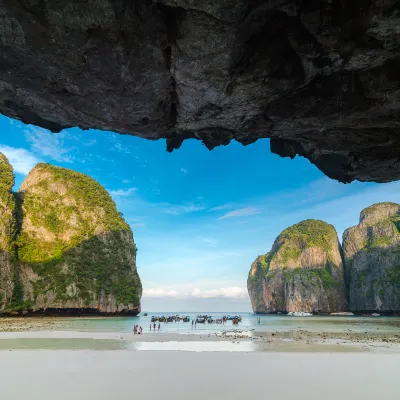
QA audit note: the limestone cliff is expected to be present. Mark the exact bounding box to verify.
[0,157,142,315]
[343,203,400,312]
[14,164,142,314]
[248,220,347,313]
[0,153,16,311]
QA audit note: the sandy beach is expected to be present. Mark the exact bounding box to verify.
[1,351,399,399]
[1,316,400,399]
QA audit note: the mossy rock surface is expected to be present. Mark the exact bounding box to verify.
[343,202,400,312]
[247,219,347,313]
[0,153,16,311]
[0,159,142,314]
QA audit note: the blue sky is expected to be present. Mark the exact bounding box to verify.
[1,114,400,312]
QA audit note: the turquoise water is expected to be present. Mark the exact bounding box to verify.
[60,312,400,334]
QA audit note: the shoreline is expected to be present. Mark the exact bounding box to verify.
[0,328,399,353]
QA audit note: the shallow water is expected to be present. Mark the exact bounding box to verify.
[59,312,400,335]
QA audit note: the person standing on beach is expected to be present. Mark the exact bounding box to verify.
[149,323,151,331]
[153,322,156,331]
[140,326,143,335]
[191,320,194,328]
[158,323,160,331]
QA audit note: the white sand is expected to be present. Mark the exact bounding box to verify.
[1,351,399,400]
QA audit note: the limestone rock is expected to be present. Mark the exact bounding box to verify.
[247,220,347,313]
[0,156,142,315]
[0,153,16,311]
[343,202,400,312]
[15,164,142,314]
[1,1,400,183]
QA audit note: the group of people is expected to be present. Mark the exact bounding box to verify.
[133,325,143,335]
[150,322,161,331]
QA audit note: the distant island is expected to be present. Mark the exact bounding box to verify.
[248,203,400,314]
[0,153,141,315]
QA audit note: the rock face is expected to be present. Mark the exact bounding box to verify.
[248,220,347,313]
[0,1,400,183]
[0,155,142,314]
[343,203,400,312]
[0,154,16,311]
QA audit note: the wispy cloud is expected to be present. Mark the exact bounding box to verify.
[199,236,217,248]
[190,287,247,299]
[24,126,74,162]
[81,139,97,147]
[218,207,261,220]
[109,187,137,197]
[161,202,206,215]
[208,204,233,212]
[108,134,132,154]
[180,167,188,175]
[0,145,41,175]
[143,286,247,299]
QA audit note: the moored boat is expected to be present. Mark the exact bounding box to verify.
[288,312,313,317]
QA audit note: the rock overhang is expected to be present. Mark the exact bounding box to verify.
[1,0,399,183]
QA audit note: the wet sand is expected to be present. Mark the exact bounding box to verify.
[1,328,400,353]
[1,351,399,399]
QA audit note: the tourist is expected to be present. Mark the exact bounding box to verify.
[139,326,143,335]
[158,323,160,331]
[153,322,156,331]
[149,323,151,331]
[191,320,194,328]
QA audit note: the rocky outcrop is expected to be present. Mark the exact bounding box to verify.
[247,220,347,313]
[0,154,142,315]
[1,1,400,183]
[343,203,400,312]
[0,154,16,311]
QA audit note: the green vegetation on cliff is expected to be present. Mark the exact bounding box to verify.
[15,163,141,310]
[265,219,339,270]
[0,154,16,310]
[342,202,400,311]
[278,219,338,254]
[247,219,347,313]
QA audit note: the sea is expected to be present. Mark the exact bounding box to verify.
[57,312,400,335]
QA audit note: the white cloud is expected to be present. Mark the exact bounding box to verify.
[143,288,178,298]
[109,187,137,197]
[190,287,247,299]
[122,180,130,184]
[0,145,41,175]
[218,207,261,220]
[161,202,205,215]
[180,167,188,175]
[25,126,74,162]
[142,286,247,300]
[108,134,132,154]
[208,204,233,212]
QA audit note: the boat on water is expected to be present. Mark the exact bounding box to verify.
[287,312,313,317]
[151,315,190,322]
[143,313,148,316]
[196,317,206,323]
[226,315,242,321]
